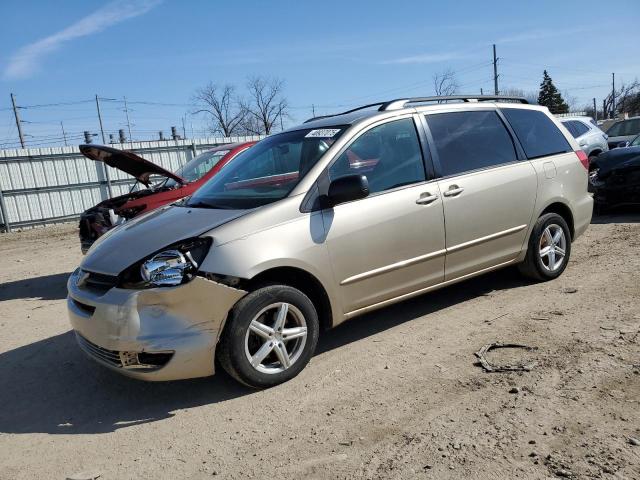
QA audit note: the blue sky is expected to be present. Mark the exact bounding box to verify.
[1,0,638,148]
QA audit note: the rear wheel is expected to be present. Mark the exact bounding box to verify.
[217,284,319,388]
[518,213,571,281]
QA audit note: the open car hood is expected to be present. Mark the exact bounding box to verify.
[79,144,186,186]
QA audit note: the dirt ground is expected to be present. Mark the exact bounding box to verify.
[0,213,639,480]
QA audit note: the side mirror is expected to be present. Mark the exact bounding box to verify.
[618,141,630,148]
[327,174,369,207]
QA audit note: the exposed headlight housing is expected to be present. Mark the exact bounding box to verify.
[141,250,191,286]
[119,237,211,288]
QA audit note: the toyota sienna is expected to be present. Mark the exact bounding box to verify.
[67,96,593,388]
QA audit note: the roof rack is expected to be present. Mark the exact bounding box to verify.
[303,95,529,123]
[303,101,390,123]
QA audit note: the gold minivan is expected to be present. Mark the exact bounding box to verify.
[67,96,593,388]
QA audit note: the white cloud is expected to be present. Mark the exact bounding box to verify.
[4,0,161,79]
[382,52,465,65]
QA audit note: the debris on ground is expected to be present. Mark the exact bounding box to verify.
[475,342,539,372]
[66,472,102,480]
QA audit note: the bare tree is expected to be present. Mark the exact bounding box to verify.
[603,78,640,118]
[432,69,459,98]
[193,83,246,136]
[562,90,579,113]
[502,87,538,104]
[242,76,288,135]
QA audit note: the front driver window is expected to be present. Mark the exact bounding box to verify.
[329,118,426,194]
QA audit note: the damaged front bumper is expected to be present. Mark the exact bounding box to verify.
[67,270,246,381]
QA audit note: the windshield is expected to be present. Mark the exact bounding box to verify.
[631,135,640,147]
[164,149,230,187]
[607,119,640,137]
[187,126,347,209]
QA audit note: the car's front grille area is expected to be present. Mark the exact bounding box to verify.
[81,270,119,294]
[75,333,174,371]
[76,333,122,368]
[71,299,96,315]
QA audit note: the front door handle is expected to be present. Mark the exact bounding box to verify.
[443,185,464,197]
[416,192,439,205]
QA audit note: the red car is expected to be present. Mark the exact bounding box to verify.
[78,141,255,253]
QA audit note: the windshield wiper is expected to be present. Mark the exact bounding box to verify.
[186,200,234,210]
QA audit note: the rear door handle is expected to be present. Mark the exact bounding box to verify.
[416,192,439,205]
[443,185,464,197]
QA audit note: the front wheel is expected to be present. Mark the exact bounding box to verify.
[518,213,572,281]
[217,284,319,388]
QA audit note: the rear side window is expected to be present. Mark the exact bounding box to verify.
[574,122,590,137]
[502,108,571,159]
[562,120,589,139]
[425,111,517,177]
[561,121,578,138]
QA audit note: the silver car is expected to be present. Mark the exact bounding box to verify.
[560,116,609,160]
[67,95,593,388]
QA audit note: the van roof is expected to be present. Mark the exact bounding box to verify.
[292,95,534,131]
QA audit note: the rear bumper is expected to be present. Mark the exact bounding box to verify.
[66,270,246,381]
[573,194,593,240]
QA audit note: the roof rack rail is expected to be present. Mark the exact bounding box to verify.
[303,101,389,123]
[379,95,529,111]
[303,95,529,123]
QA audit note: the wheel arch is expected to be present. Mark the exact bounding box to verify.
[246,266,335,331]
[539,201,575,239]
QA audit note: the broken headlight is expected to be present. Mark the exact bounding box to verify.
[119,237,211,288]
[589,168,604,187]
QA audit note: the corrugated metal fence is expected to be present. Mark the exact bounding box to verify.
[0,136,263,232]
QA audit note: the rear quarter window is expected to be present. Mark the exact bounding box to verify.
[502,108,572,159]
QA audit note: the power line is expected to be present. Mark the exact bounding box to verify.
[20,99,94,109]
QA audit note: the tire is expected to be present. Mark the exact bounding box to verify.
[217,284,319,388]
[518,213,572,281]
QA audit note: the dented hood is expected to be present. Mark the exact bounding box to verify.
[80,144,185,186]
[81,205,248,275]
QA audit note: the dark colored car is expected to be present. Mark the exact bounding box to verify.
[605,117,640,149]
[78,141,255,253]
[590,134,640,208]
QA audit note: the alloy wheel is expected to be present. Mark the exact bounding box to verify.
[244,302,308,374]
[539,224,566,272]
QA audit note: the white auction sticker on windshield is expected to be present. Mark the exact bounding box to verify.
[305,129,341,138]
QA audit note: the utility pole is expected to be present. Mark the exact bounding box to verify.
[492,44,499,95]
[181,116,187,139]
[123,96,133,141]
[10,93,25,148]
[95,94,106,143]
[480,88,484,95]
[611,73,616,119]
[593,98,597,122]
[60,121,68,146]
[312,104,316,117]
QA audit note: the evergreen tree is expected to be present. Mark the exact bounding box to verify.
[537,70,569,114]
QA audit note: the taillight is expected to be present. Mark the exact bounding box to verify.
[575,150,589,170]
